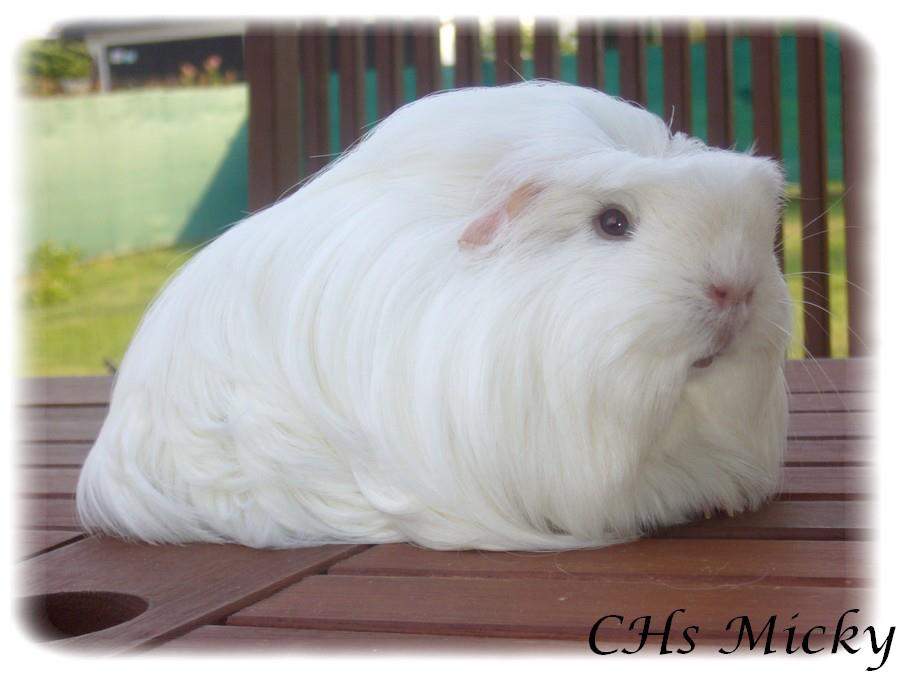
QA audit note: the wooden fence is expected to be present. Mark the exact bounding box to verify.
[243,20,872,359]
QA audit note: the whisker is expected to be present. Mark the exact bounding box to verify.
[783,272,872,298]
[763,314,847,410]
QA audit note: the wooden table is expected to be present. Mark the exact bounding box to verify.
[17,358,874,653]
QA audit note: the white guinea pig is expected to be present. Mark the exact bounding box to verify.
[76,81,791,550]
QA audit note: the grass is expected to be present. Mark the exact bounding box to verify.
[18,194,849,377]
[19,247,197,376]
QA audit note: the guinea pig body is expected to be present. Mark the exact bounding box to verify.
[76,81,791,550]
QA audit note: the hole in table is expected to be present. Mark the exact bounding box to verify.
[18,591,148,641]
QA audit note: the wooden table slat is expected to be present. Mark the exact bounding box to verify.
[780,465,871,500]
[788,411,872,439]
[659,500,871,541]
[227,574,868,643]
[19,537,368,651]
[784,358,873,393]
[20,467,81,498]
[329,540,871,587]
[19,530,84,561]
[19,376,113,406]
[155,624,580,652]
[785,439,872,465]
[20,497,81,531]
[18,405,106,443]
[788,391,873,412]
[18,442,92,467]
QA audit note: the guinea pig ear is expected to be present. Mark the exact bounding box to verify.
[458,184,542,249]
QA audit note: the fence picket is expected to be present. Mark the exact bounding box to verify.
[616,26,646,105]
[796,28,832,357]
[706,27,733,148]
[533,20,560,79]
[841,35,873,357]
[494,20,523,85]
[750,28,784,268]
[245,27,300,210]
[414,22,441,97]
[336,25,366,151]
[298,23,330,177]
[662,26,692,134]
[454,19,482,87]
[576,20,604,89]
[374,21,406,118]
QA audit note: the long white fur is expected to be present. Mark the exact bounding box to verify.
[76,81,791,550]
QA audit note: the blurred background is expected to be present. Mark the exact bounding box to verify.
[18,18,862,376]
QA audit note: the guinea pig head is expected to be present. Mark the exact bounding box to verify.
[456,141,791,374]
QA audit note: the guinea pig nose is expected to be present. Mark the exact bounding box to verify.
[707,283,754,310]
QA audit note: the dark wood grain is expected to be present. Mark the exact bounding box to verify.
[841,33,873,357]
[660,500,871,541]
[155,624,580,652]
[227,573,867,643]
[780,465,871,500]
[245,26,300,211]
[796,28,832,357]
[414,21,441,97]
[244,28,278,211]
[785,439,872,465]
[783,357,873,393]
[374,21,406,118]
[787,411,873,439]
[705,27,732,148]
[454,19,482,88]
[616,26,646,105]
[330,539,871,587]
[750,27,784,268]
[336,24,366,150]
[20,467,81,498]
[662,26,692,134]
[750,28,782,160]
[788,391,872,413]
[19,497,80,531]
[298,22,331,176]
[18,537,367,652]
[18,405,106,442]
[576,20,604,89]
[19,376,113,406]
[533,19,560,79]
[19,530,84,561]
[18,442,92,467]
[494,20,522,85]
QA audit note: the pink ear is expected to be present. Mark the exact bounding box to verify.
[458,184,541,249]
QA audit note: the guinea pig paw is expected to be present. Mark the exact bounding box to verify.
[722,504,747,518]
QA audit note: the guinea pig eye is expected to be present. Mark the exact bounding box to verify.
[592,207,632,239]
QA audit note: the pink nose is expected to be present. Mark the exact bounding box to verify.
[707,284,754,309]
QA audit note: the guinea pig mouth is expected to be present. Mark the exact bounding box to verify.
[692,325,737,368]
[692,354,717,368]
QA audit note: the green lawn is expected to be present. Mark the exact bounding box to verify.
[19,197,849,377]
[19,247,198,376]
